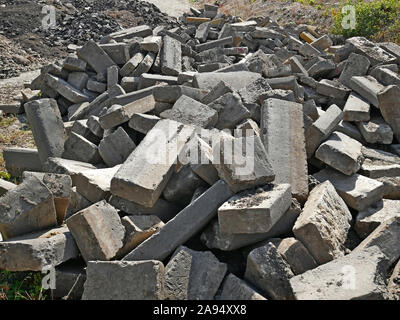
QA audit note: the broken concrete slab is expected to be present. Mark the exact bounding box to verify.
[378,85,400,142]
[244,242,294,300]
[293,181,352,265]
[82,260,165,300]
[161,35,182,76]
[164,246,227,300]
[65,187,92,219]
[99,127,136,167]
[111,120,195,207]
[343,92,371,122]
[123,180,234,261]
[160,95,218,128]
[356,116,393,145]
[22,172,72,225]
[305,104,343,158]
[153,85,209,104]
[128,113,159,134]
[218,184,291,234]
[62,132,102,164]
[66,200,125,262]
[338,53,370,88]
[24,98,66,163]
[193,71,261,91]
[290,245,389,300]
[74,165,121,204]
[0,226,79,272]
[313,168,385,211]
[77,40,116,75]
[349,75,385,108]
[0,176,57,240]
[44,74,89,104]
[355,199,400,239]
[315,131,363,176]
[2,148,42,177]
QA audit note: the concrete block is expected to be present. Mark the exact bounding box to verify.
[66,200,125,262]
[63,56,87,72]
[0,176,57,240]
[120,52,145,77]
[0,226,79,272]
[315,131,363,175]
[99,127,136,167]
[111,120,195,207]
[165,246,227,300]
[193,71,261,91]
[218,274,267,300]
[218,184,291,234]
[349,75,385,108]
[338,53,370,87]
[128,113,159,134]
[153,85,209,104]
[378,85,400,142]
[45,74,89,104]
[0,179,16,196]
[24,98,66,163]
[343,92,371,122]
[123,180,234,261]
[356,116,393,145]
[67,72,89,91]
[261,98,308,202]
[104,25,152,42]
[77,40,116,74]
[99,42,130,65]
[161,36,182,76]
[133,52,156,77]
[293,181,352,265]
[313,168,385,211]
[62,132,102,164]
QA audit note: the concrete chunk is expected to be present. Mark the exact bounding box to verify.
[293,181,352,265]
[244,242,294,300]
[218,274,267,300]
[66,200,125,262]
[165,246,227,300]
[77,40,116,74]
[0,226,79,272]
[111,120,195,207]
[0,179,17,196]
[24,99,66,163]
[218,184,291,234]
[193,71,261,91]
[305,104,343,158]
[315,131,363,175]
[123,180,234,261]
[99,42,130,65]
[343,92,370,122]
[0,176,57,240]
[62,132,102,164]
[339,53,370,88]
[82,260,165,300]
[99,127,136,167]
[128,113,159,134]
[356,116,393,145]
[290,246,389,300]
[161,36,182,76]
[45,74,89,104]
[313,168,385,211]
[378,85,400,142]
[349,75,385,108]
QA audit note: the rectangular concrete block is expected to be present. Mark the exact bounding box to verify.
[111,120,195,208]
[66,200,125,262]
[24,99,67,163]
[343,92,371,122]
[77,40,116,75]
[123,180,234,261]
[44,74,89,104]
[62,132,102,164]
[261,98,309,202]
[3,147,42,177]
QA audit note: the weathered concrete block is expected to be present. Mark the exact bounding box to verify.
[22,172,72,225]
[349,75,385,108]
[160,95,218,128]
[153,85,209,104]
[164,246,227,300]
[77,40,116,74]
[290,246,389,300]
[0,226,79,272]
[346,36,397,66]
[360,146,400,179]
[82,260,165,300]
[44,74,89,104]
[138,73,178,90]
[355,216,400,265]
[305,104,343,158]
[218,274,267,300]
[218,184,291,234]
[193,71,261,91]
[111,120,195,207]
[343,92,370,122]
[213,135,275,193]
[388,259,400,300]
[0,176,57,239]
[161,36,182,76]
[355,199,400,239]
[128,113,159,134]
[74,165,121,204]
[0,179,16,196]
[378,85,400,142]
[315,131,363,176]
[356,116,393,145]
[63,56,87,72]
[313,168,385,211]
[67,72,89,91]
[99,95,155,130]
[261,98,309,202]
[274,238,317,275]
[123,180,234,261]
[24,99,66,163]
[245,242,294,300]
[3,148,42,177]
[99,42,130,65]
[66,200,125,262]
[99,127,136,167]
[62,132,102,164]
[293,181,352,265]
[65,187,92,219]
[208,92,250,129]
[338,53,370,88]
[104,25,152,42]
[120,52,145,77]
[70,119,101,145]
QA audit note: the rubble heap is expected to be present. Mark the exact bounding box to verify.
[1,3,400,300]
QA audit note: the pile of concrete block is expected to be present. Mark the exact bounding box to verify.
[1,3,400,300]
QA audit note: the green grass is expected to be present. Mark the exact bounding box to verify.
[332,0,400,43]
[0,271,49,300]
